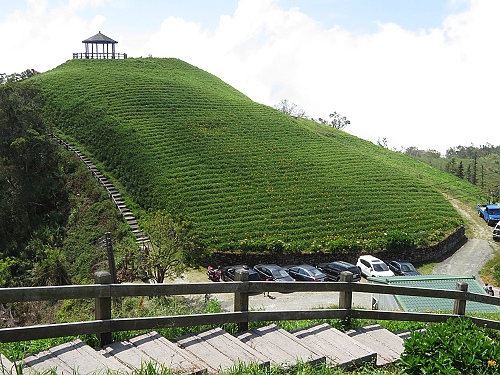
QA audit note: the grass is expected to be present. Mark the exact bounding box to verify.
[31,58,482,254]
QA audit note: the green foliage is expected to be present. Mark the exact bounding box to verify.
[109,294,225,342]
[399,317,500,374]
[0,101,137,271]
[140,211,199,283]
[0,83,70,284]
[29,247,71,286]
[0,337,76,363]
[0,257,15,286]
[384,230,415,251]
[33,58,473,254]
[219,362,402,375]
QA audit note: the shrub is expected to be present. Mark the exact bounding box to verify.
[384,231,415,251]
[399,317,500,374]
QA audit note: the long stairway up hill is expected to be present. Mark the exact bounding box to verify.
[51,134,149,246]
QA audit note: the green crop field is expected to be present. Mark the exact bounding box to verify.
[33,58,481,253]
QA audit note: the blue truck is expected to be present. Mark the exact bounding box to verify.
[477,204,500,226]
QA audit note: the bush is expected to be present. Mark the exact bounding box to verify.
[399,317,500,374]
[384,231,415,251]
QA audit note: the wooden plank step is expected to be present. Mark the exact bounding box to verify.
[196,327,270,367]
[346,325,404,366]
[292,323,376,369]
[128,331,206,375]
[1,354,16,374]
[395,328,425,340]
[395,330,412,340]
[101,340,156,371]
[24,340,125,374]
[175,327,269,373]
[23,346,81,374]
[235,324,325,368]
[174,330,235,373]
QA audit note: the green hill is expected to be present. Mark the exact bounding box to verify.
[34,58,479,253]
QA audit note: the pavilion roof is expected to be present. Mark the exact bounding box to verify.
[82,31,118,44]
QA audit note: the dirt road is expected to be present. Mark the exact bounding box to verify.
[433,198,498,293]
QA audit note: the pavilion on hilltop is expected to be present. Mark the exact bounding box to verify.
[73,31,127,60]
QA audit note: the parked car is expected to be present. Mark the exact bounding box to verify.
[316,261,362,282]
[253,264,295,282]
[356,255,395,278]
[388,261,420,276]
[220,265,260,281]
[284,264,329,282]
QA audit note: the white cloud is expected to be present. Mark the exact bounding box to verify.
[136,0,499,153]
[2,0,498,153]
[1,1,105,73]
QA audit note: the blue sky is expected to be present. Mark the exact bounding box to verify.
[1,0,497,153]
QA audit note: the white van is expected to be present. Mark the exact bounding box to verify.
[493,222,500,241]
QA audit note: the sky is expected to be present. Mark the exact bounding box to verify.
[1,0,498,154]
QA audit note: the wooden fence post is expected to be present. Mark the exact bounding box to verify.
[234,268,249,332]
[339,271,353,326]
[339,271,353,309]
[105,232,118,284]
[453,281,468,316]
[94,271,112,347]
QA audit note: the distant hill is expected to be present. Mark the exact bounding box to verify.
[34,58,480,253]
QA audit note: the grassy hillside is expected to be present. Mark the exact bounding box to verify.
[33,58,480,253]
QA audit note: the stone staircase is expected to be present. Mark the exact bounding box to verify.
[50,134,149,247]
[0,324,407,374]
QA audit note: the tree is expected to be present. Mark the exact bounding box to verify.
[457,161,464,179]
[317,111,350,130]
[377,137,388,149]
[1,69,38,85]
[274,99,307,118]
[0,83,68,267]
[141,211,197,283]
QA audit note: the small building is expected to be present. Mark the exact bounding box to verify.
[369,274,500,313]
[73,31,127,60]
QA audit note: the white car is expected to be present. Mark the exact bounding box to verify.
[356,255,395,278]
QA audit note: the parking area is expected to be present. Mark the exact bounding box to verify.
[173,269,372,311]
[216,286,373,312]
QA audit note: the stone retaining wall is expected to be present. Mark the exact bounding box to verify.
[202,225,466,268]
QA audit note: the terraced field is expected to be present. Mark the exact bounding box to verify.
[34,58,480,253]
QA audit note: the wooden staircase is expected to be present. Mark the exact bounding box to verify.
[1,324,407,374]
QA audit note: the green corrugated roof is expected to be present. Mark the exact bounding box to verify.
[367,274,500,313]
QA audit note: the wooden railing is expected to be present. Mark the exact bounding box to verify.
[1,271,499,347]
[73,53,127,59]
